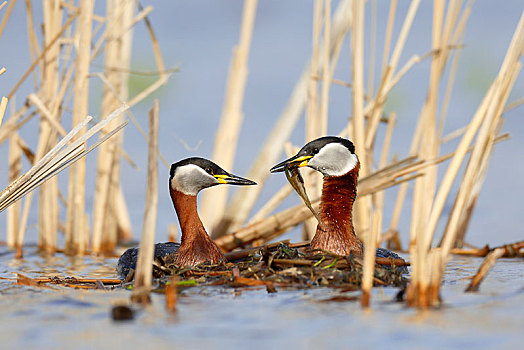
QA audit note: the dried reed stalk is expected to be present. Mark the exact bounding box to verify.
[362,112,395,307]
[126,4,170,108]
[0,0,15,41]
[0,96,7,127]
[381,0,397,72]
[92,0,134,254]
[377,113,397,247]
[302,0,324,241]
[115,186,133,241]
[248,145,297,224]
[27,94,67,136]
[247,185,294,225]
[451,240,524,258]
[356,0,422,308]
[438,3,471,136]
[89,1,168,248]
[465,248,505,292]
[15,193,32,259]
[306,0,322,144]
[445,60,522,250]
[132,101,159,305]
[320,0,332,133]
[7,132,21,248]
[8,8,78,100]
[24,0,42,80]
[393,0,468,308]
[443,68,520,250]
[358,0,420,245]
[440,16,523,249]
[0,111,127,259]
[65,0,94,256]
[213,0,354,239]
[409,0,444,307]
[367,0,377,99]
[36,0,63,254]
[351,0,370,244]
[88,72,169,168]
[407,11,524,308]
[0,106,128,211]
[200,0,258,229]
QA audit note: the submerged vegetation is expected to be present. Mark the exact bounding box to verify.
[0,0,523,315]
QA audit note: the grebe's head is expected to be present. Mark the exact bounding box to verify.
[270,136,358,177]
[170,157,256,196]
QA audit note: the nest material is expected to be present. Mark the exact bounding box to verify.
[147,242,408,291]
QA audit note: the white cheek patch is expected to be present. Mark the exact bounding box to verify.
[308,142,358,177]
[170,164,218,195]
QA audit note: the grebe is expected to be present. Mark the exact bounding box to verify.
[117,157,256,278]
[270,136,364,256]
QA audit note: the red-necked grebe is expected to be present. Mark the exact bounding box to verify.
[271,136,364,256]
[117,157,256,278]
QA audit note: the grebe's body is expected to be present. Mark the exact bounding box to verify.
[117,157,255,278]
[271,136,364,256]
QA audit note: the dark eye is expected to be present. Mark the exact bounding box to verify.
[205,167,212,174]
[313,148,319,154]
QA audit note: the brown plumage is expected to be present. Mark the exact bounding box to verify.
[310,161,363,256]
[169,187,225,266]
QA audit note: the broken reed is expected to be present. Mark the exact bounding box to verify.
[204,0,523,309]
[1,1,169,257]
[132,100,159,305]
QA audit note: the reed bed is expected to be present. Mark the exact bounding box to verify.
[201,0,523,309]
[1,1,522,312]
[0,1,170,258]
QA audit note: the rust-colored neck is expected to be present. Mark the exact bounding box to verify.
[310,163,363,256]
[170,188,225,266]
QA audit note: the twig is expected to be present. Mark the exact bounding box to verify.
[465,248,505,292]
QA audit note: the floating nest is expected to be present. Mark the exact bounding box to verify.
[128,241,409,293]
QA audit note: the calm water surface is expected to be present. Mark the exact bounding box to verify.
[0,247,522,349]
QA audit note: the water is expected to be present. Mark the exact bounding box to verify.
[0,247,522,349]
